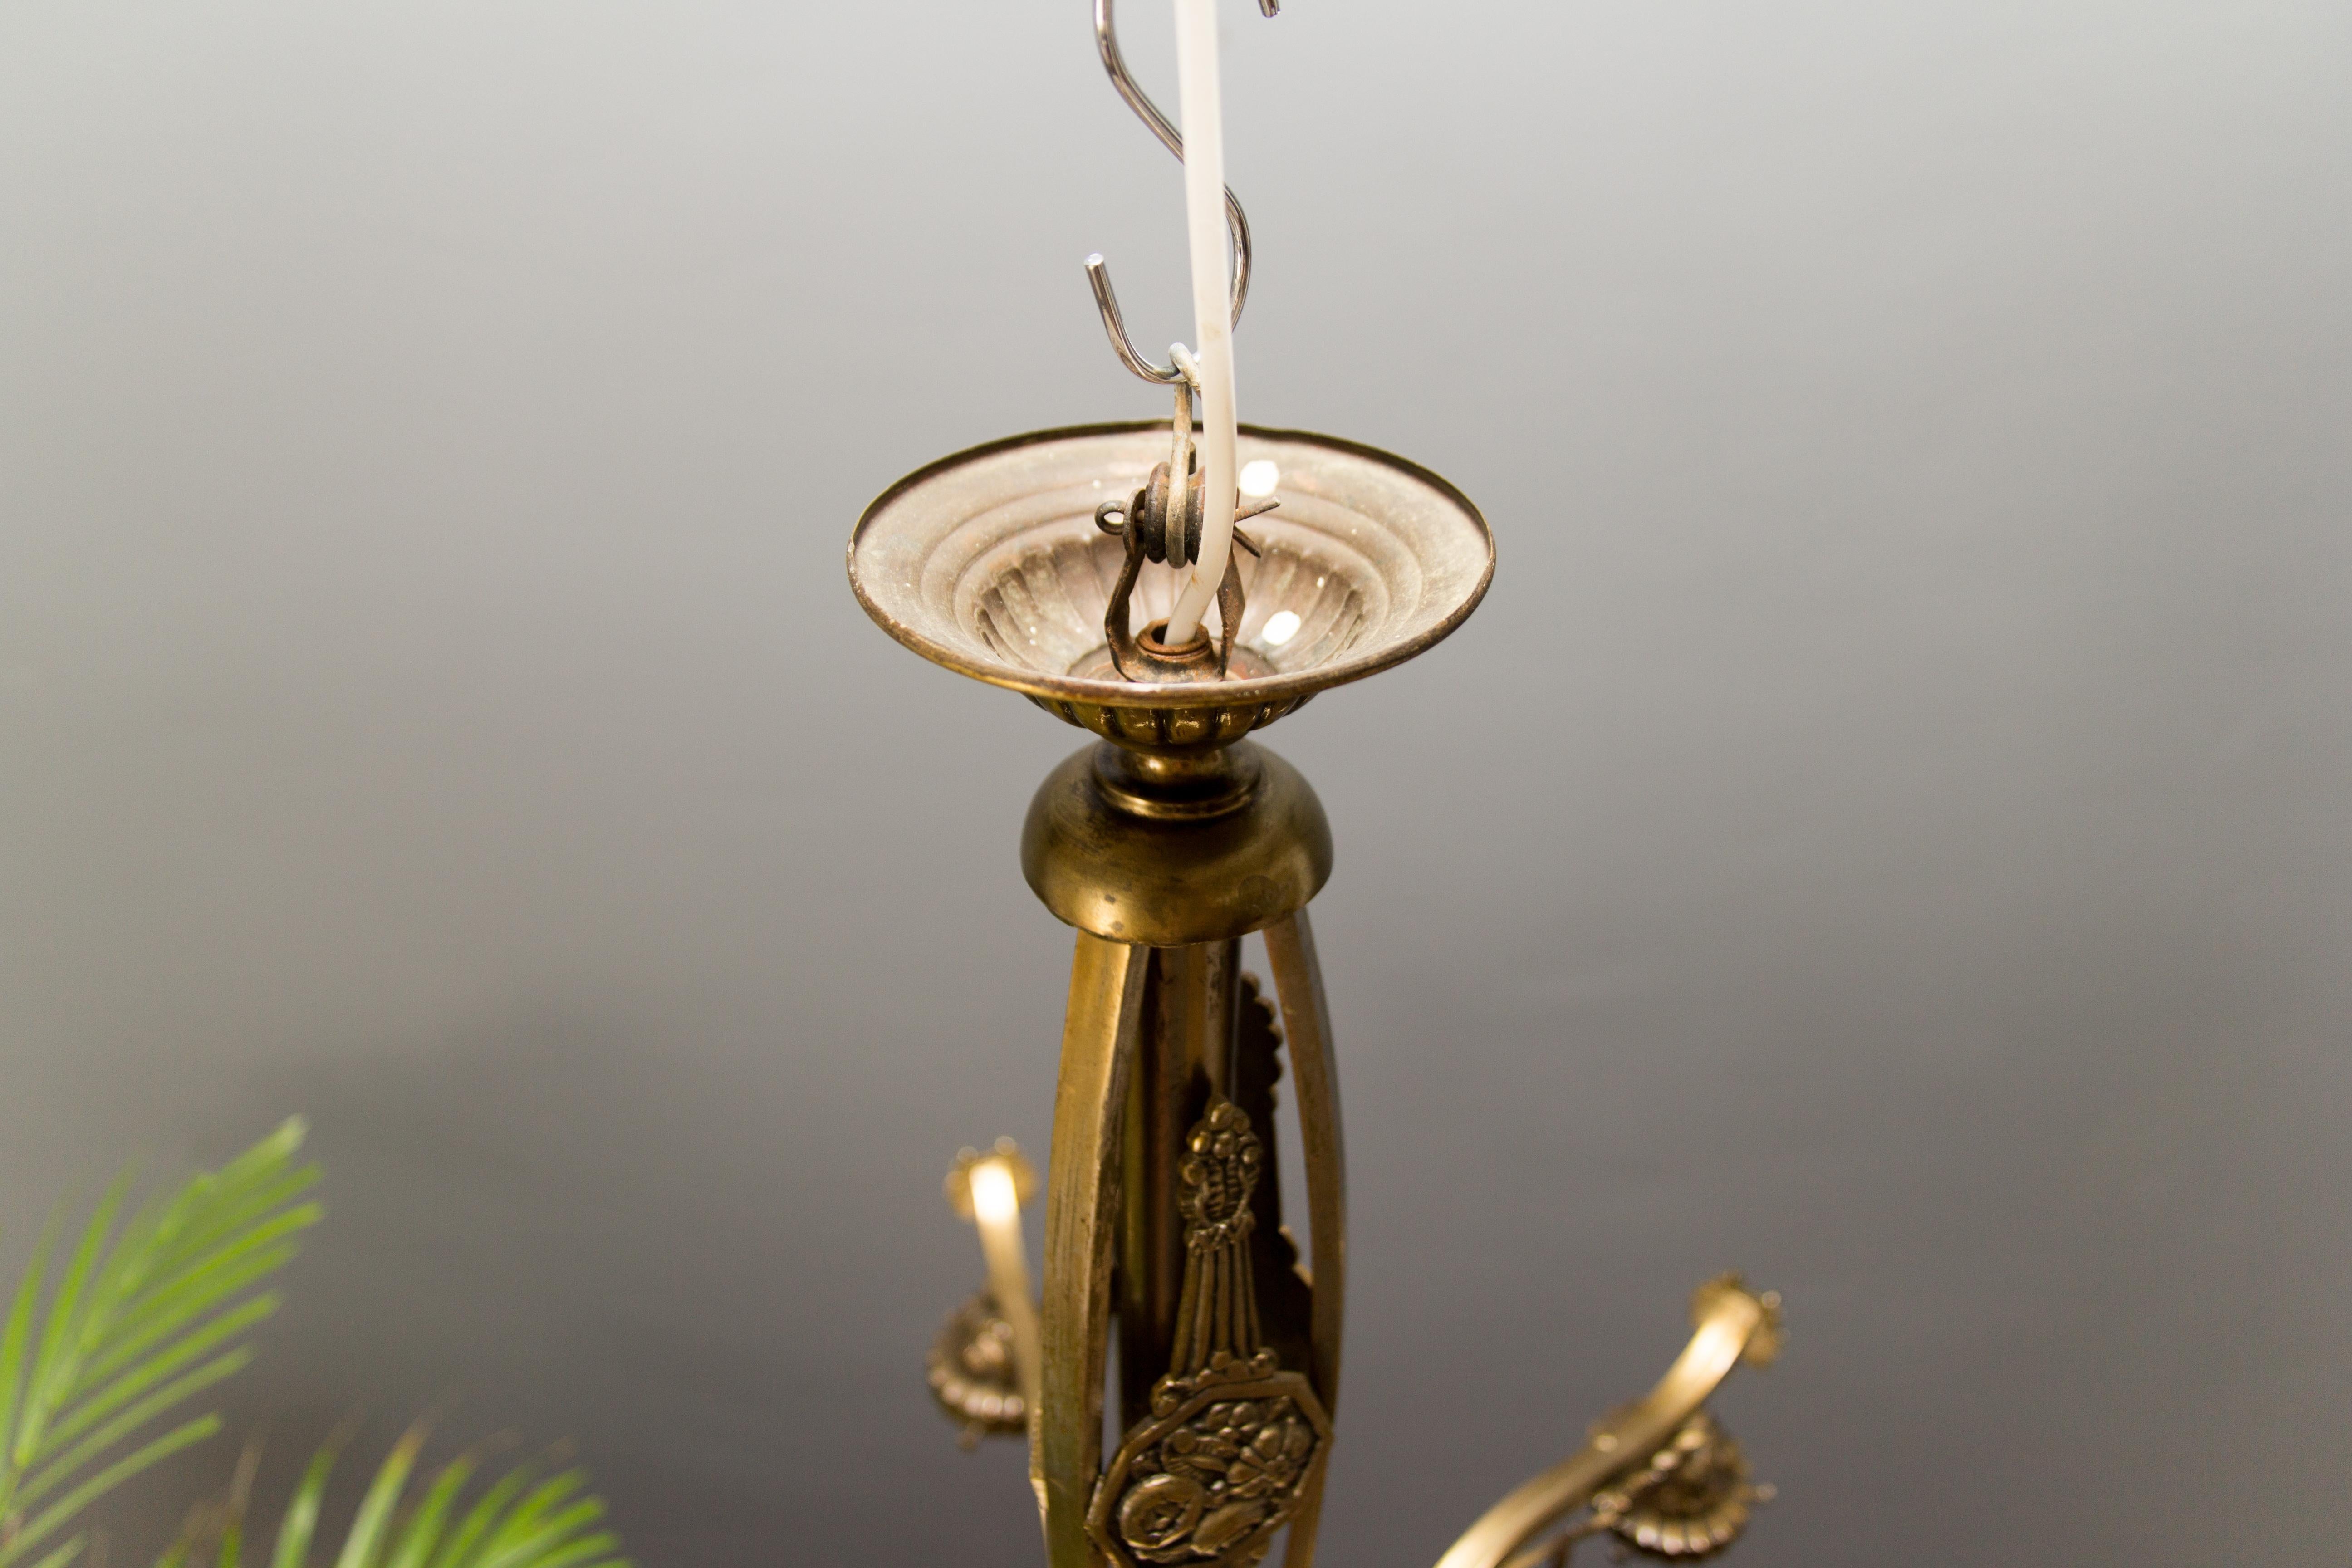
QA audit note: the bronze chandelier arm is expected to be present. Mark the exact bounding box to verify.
[1035,935,1151,1567]
[1432,1278,1783,1568]
[1265,910,1346,1568]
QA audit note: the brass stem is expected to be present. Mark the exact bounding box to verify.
[1265,910,1347,1568]
[1037,936,1149,1565]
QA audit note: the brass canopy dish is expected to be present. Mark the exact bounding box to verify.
[849,422,1495,749]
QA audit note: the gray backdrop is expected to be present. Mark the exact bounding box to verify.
[2,2,2346,1563]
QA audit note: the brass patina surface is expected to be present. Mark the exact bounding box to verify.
[1022,741,1332,946]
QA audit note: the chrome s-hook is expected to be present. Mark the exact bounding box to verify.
[1083,0,1277,385]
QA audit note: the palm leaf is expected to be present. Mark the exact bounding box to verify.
[163,1430,625,1568]
[379,1457,472,1568]
[0,1122,319,1568]
[267,1444,339,1568]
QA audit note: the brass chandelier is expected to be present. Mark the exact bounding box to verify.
[847,5,1784,1565]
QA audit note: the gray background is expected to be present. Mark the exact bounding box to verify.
[2,1,2346,1563]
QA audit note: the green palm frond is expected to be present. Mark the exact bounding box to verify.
[0,1120,321,1568]
[167,1426,627,1568]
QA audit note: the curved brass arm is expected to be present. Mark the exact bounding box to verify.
[1434,1277,1782,1568]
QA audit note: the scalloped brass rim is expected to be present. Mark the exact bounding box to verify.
[845,420,1496,714]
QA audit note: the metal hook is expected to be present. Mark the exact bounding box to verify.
[1085,0,1274,385]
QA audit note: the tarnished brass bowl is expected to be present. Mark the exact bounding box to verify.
[848,422,1494,750]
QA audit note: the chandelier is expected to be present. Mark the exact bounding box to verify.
[848,6,1784,1564]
